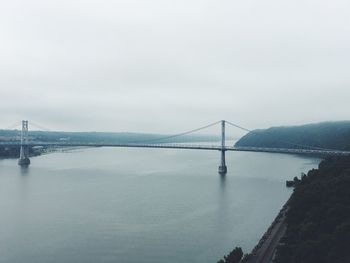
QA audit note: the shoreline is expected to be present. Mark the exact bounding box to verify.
[0,146,91,159]
[242,203,289,263]
[241,159,322,263]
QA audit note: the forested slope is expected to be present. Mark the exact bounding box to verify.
[274,156,350,263]
[235,121,350,150]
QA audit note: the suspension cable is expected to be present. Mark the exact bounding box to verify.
[131,120,221,144]
[225,120,341,151]
[225,120,252,133]
[3,121,21,130]
[8,119,343,152]
[30,121,53,132]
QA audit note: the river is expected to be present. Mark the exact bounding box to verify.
[0,147,319,263]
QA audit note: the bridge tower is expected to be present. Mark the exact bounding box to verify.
[18,120,30,166]
[218,120,227,174]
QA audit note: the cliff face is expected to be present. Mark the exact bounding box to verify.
[235,121,350,150]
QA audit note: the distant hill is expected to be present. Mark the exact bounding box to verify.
[0,130,219,158]
[235,121,350,151]
[0,130,218,144]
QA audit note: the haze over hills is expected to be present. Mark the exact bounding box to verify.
[0,129,219,144]
[0,129,219,158]
[235,121,350,151]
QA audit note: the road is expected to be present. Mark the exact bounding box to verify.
[243,207,288,263]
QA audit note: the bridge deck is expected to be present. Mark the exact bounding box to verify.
[1,142,350,156]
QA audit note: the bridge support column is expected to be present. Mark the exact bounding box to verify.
[18,120,30,166]
[218,120,227,174]
[219,149,227,174]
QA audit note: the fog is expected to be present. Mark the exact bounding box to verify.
[1,0,350,134]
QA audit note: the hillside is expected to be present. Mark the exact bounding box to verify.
[274,156,350,263]
[235,121,350,150]
[219,156,350,263]
[0,130,218,144]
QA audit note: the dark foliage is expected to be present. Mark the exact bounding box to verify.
[274,156,350,263]
[0,145,20,157]
[217,247,243,263]
[0,146,40,158]
[235,121,350,150]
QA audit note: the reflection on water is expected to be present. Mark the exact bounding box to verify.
[0,148,320,263]
[20,165,29,176]
[220,173,227,190]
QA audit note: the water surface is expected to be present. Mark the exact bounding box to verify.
[0,147,319,263]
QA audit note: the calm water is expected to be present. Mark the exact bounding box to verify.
[0,147,319,263]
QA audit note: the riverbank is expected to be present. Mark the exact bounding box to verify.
[274,156,350,263]
[0,145,87,159]
[0,145,42,158]
[241,204,288,263]
[240,155,350,263]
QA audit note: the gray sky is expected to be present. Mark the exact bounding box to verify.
[1,0,350,135]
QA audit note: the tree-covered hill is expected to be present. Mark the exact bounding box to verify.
[274,156,350,263]
[0,130,218,144]
[235,121,350,150]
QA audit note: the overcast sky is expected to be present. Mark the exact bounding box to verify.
[1,0,350,135]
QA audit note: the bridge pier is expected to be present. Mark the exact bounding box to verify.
[18,120,30,166]
[219,150,227,174]
[218,120,227,174]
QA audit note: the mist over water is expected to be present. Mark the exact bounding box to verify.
[0,148,319,263]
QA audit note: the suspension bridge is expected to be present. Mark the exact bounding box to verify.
[1,120,350,174]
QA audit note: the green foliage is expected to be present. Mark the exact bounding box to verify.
[0,145,20,157]
[274,156,350,263]
[235,121,350,150]
[0,146,39,158]
[217,247,243,263]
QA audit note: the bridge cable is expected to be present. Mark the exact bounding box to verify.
[225,120,252,133]
[225,120,341,152]
[3,121,21,130]
[131,120,221,144]
[29,121,53,132]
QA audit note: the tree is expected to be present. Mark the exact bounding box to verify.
[218,247,243,263]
